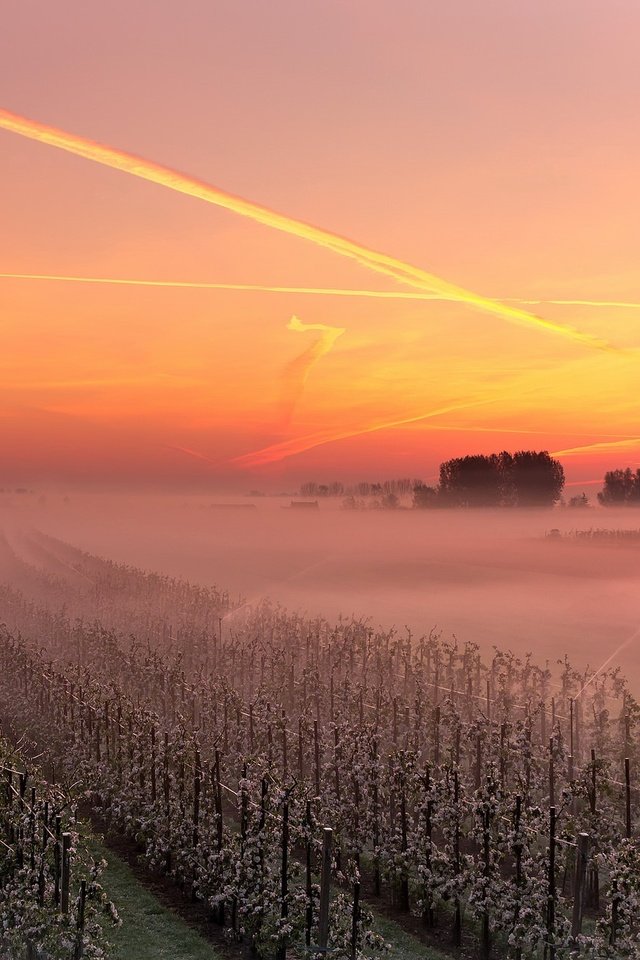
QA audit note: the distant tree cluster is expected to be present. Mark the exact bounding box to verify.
[567,493,590,509]
[414,451,565,508]
[598,468,640,506]
[342,492,400,511]
[300,478,418,499]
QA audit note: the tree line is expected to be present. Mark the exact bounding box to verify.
[300,458,640,511]
[414,450,565,508]
[598,468,640,506]
[300,478,418,498]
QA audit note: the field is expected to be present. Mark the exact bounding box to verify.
[2,494,640,959]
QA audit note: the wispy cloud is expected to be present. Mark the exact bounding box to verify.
[279,315,345,425]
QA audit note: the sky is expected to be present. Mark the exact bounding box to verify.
[1,0,639,489]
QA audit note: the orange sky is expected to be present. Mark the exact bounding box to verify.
[1,1,639,489]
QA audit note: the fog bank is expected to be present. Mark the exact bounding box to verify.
[2,491,639,690]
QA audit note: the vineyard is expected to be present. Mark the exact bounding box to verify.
[0,732,119,959]
[1,529,640,959]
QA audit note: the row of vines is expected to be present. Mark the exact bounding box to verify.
[0,733,118,959]
[1,530,640,958]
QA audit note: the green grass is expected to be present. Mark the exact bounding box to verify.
[371,912,454,960]
[93,838,451,960]
[95,843,219,960]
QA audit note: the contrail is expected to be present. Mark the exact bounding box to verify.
[232,397,498,468]
[511,298,640,310]
[166,444,218,466]
[3,272,640,313]
[575,625,640,698]
[551,437,640,458]
[222,556,334,623]
[280,315,345,425]
[564,478,605,487]
[0,109,616,350]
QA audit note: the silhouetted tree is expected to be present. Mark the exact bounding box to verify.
[438,454,503,506]
[598,468,640,506]
[436,450,564,507]
[413,484,440,508]
[504,450,565,507]
[568,493,590,509]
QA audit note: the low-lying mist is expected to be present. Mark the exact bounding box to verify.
[2,490,639,690]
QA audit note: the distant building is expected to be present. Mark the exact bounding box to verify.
[288,500,319,509]
[208,503,257,510]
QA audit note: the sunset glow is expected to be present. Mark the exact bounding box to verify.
[1,2,639,488]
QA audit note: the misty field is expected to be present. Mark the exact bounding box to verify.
[18,493,640,687]
[1,496,640,959]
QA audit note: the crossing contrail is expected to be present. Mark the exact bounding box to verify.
[0,108,617,350]
[2,272,640,313]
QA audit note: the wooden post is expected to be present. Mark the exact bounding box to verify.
[568,755,576,817]
[393,697,398,746]
[61,832,71,913]
[569,698,574,758]
[453,771,461,947]
[514,794,523,890]
[625,713,631,758]
[547,807,556,960]
[214,754,224,925]
[150,727,157,804]
[399,769,409,911]
[277,799,289,960]
[424,793,434,927]
[549,737,555,806]
[54,815,62,906]
[318,827,333,952]
[571,833,589,940]
[482,807,491,960]
[305,801,313,947]
[298,716,304,779]
[314,720,321,796]
[589,749,599,909]
[75,879,87,960]
[625,758,632,839]
[372,739,381,897]
[193,746,201,849]
[282,711,288,777]
[500,722,507,789]
[351,877,361,960]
